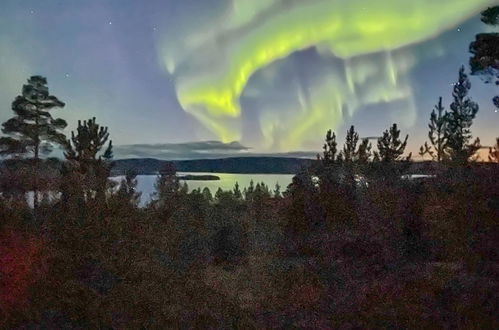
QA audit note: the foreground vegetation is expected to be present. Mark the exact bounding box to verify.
[1,154,498,328]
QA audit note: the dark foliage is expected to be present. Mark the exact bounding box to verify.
[445,67,481,163]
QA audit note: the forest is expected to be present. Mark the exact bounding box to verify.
[0,6,498,330]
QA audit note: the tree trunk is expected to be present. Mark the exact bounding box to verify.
[33,142,39,217]
[33,115,39,218]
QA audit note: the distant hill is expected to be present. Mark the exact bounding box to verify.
[111,157,316,175]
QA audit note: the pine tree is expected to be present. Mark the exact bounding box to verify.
[480,6,499,25]
[152,162,181,214]
[356,138,372,164]
[339,126,372,163]
[489,138,499,162]
[420,97,448,162]
[321,130,337,166]
[445,67,480,163]
[342,125,359,162]
[273,183,281,198]
[469,6,499,112]
[116,169,141,207]
[64,117,113,163]
[244,180,255,200]
[376,123,409,162]
[202,187,213,202]
[0,76,67,211]
[233,182,242,199]
[64,117,113,202]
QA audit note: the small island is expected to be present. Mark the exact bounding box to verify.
[178,174,220,181]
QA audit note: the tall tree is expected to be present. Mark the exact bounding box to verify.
[116,170,141,207]
[64,117,113,162]
[0,76,67,210]
[273,182,281,198]
[321,130,338,166]
[376,123,409,162]
[469,6,499,111]
[233,182,242,199]
[420,97,448,162]
[445,67,480,163]
[63,117,113,202]
[152,162,182,216]
[342,125,359,163]
[339,126,372,163]
[356,138,372,164]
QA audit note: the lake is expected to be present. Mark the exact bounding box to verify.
[114,172,295,204]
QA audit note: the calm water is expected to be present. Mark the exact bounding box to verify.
[115,172,295,204]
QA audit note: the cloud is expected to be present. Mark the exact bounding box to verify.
[114,141,249,160]
[113,140,317,160]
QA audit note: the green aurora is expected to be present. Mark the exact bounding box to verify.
[159,0,496,150]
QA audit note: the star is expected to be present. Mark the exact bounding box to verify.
[65,73,70,78]
[29,10,35,14]
[108,21,113,25]
[457,28,461,32]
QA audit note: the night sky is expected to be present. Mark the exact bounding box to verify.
[1,0,497,159]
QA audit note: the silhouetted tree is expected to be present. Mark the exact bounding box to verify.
[233,182,242,199]
[420,97,448,162]
[244,180,255,201]
[375,123,409,162]
[116,170,141,207]
[321,130,338,166]
[489,138,499,162]
[339,126,372,164]
[469,6,498,111]
[63,117,113,202]
[445,67,481,163]
[356,138,372,164]
[0,76,66,211]
[202,187,213,202]
[64,117,113,162]
[273,183,281,198]
[152,162,181,215]
[342,125,359,163]
[480,6,499,25]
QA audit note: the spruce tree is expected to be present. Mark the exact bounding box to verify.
[420,97,448,162]
[233,182,242,199]
[356,138,372,164]
[273,183,281,198]
[342,125,359,163]
[339,126,372,163]
[445,66,480,163]
[244,180,255,200]
[321,130,337,166]
[376,123,409,162]
[202,187,213,202]
[152,162,181,215]
[0,76,67,210]
[116,170,141,207]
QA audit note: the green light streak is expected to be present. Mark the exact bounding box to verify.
[162,0,495,146]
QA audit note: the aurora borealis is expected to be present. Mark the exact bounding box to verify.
[1,0,498,158]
